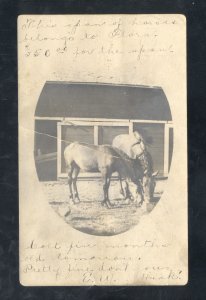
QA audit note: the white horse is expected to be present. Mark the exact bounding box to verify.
[113,131,146,159]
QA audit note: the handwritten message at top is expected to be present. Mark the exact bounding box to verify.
[19,15,180,62]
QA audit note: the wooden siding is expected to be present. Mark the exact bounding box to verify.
[98,126,129,145]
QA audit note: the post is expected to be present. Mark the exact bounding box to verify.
[57,122,62,179]
[94,125,99,145]
[164,123,169,176]
[129,121,133,135]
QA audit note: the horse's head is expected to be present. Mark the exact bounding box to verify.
[131,141,146,159]
[142,171,158,202]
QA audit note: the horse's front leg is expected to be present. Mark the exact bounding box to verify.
[119,176,125,198]
[102,174,112,208]
[136,180,144,206]
[125,181,134,201]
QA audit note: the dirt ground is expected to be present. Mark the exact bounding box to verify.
[42,179,166,236]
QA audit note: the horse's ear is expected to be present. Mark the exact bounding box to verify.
[152,171,158,177]
[133,131,142,141]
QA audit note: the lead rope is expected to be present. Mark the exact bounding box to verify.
[21,126,134,163]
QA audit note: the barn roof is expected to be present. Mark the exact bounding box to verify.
[35,81,172,121]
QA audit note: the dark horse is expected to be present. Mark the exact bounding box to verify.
[113,133,158,204]
[136,150,158,204]
[64,142,144,208]
[115,148,158,205]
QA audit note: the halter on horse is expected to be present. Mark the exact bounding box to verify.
[136,150,158,203]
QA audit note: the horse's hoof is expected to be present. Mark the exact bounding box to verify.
[64,209,71,217]
[120,190,124,196]
[101,201,112,208]
[106,201,114,209]
[74,199,80,205]
[124,199,131,205]
[140,202,148,211]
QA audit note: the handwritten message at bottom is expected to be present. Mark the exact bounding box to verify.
[20,239,184,285]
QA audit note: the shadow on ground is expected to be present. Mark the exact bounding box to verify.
[42,180,164,236]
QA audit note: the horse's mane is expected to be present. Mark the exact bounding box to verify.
[112,147,133,162]
[138,150,154,175]
[113,145,154,175]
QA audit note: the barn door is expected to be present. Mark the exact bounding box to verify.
[98,126,129,145]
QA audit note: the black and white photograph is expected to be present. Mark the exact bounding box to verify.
[34,81,173,236]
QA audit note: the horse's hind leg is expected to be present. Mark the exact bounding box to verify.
[67,164,74,203]
[125,181,134,201]
[72,165,80,204]
[119,176,125,198]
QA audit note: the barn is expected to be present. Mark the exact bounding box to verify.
[34,81,173,181]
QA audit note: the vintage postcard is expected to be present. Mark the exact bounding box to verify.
[18,14,187,286]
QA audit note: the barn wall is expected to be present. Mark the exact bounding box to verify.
[34,120,58,155]
[34,119,172,180]
[36,82,172,121]
[34,120,58,181]
[169,127,174,171]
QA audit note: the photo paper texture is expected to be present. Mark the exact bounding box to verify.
[18,14,187,286]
